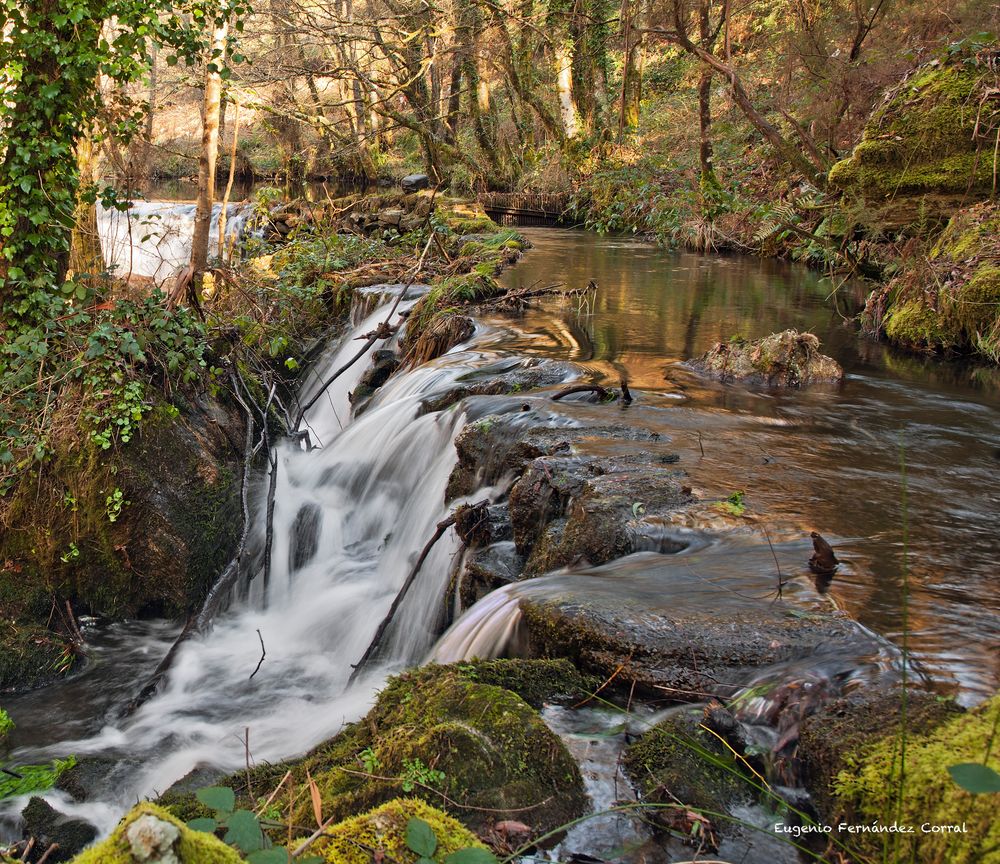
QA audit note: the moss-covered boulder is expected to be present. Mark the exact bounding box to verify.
[624,705,752,817]
[163,663,586,838]
[829,37,1000,229]
[315,798,487,864]
[867,200,1000,358]
[69,803,241,864]
[688,331,844,387]
[800,691,997,864]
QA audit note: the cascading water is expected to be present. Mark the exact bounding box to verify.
[97,201,256,283]
[0,289,511,840]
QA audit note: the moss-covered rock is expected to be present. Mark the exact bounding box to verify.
[315,798,487,864]
[829,38,1000,229]
[69,803,242,864]
[163,664,586,838]
[456,658,598,709]
[688,330,844,387]
[869,200,1000,358]
[0,626,72,693]
[623,705,751,816]
[800,691,997,864]
[798,688,963,823]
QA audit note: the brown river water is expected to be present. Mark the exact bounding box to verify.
[496,228,1000,705]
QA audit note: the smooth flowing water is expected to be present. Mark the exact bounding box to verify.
[2,227,998,858]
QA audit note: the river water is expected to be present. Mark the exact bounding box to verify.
[1,225,998,859]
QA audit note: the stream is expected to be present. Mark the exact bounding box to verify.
[2,225,998,862]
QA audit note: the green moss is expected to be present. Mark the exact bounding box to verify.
[456,658,598,709]
[316,798,486,864]
[70,802,243,864]
[167,664,586,838]
[622,708,749,813]
[832,695,1000,864]
[884,299,956,350]
[0,625,71,692]
[829,43,1000,222]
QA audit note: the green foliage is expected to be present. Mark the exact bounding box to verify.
[0,755,76,801]
[399,759,446,793]
[188,785,322,864]
[405,817,498,864]
[0,709,13,738]
[716,490,746,516]
[948,763,1000,794]
[0,288,208,490]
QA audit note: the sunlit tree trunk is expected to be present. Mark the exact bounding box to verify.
[554,40,580,140]
[69,131,105,288]
[190,13,228,281]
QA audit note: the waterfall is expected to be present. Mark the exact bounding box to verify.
[97,201,255,284]
[0,291,495,839]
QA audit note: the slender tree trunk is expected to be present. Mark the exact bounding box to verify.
[69,131,105,287]
[697,3,715,184]
[190,14,228,280]
[554,40,580,140]
[619,0,642,135]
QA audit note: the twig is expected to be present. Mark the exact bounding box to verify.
[551,384,609,402]
[349,501,485,682]
[255,770,293,818]
[244,726,255,802]
[36,843,59,864]
[249,629,266,680]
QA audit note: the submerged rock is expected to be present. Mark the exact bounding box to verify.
[689,330,844,387]
[624,704,751,819]
[69,803,240,864]
[513,547,875,700]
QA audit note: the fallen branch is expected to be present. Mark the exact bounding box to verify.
[348,500,486,682]
[249,629,266,680]
[551,384,609,402]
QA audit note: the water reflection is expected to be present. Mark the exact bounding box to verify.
[497,229,1000,704]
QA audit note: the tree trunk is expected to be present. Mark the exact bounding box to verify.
[69,132,105,288]
[190,15,228,280]
[619,0,643,135]
[554,40,580,140]
[696,2,715,184]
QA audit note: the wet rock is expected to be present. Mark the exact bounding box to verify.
[377,207,405,227]
[401,173,430,193]
[799,690,998,864]
[349,349,400,410]
[797,687,964,823]
[55,757,140,803]
[20,797,97,862]
[446,414,662,501]
[419,357,577,415]
[70,802,241,864]
[512,462,693,574]
[518,566,871,699]
[458,541,524,608]
[689,330,844,387]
